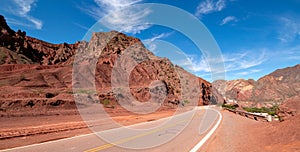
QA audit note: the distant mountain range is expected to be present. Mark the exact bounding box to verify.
[213,64,300,104]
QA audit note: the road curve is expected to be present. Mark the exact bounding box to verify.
[1,106,222,152]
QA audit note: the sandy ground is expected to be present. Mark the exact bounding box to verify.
[203,110,300,152]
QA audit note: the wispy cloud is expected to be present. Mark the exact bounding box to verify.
[277,16,300,43]
[73,22,90,31]
[178,55,211,73]
[142,32,173,52]
[195,0,226,17]
[275,45,300,61]
[223,50,267,71]
[178,49,267,75]
[6,17,33,28]
[82,0,150,34]
[11,0,42,29]
[236,69,261,76]
[220,16,237,25]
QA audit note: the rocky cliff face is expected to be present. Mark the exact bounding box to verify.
[0,15,216,116]
[213,64,300,119]
[214,64,300,104]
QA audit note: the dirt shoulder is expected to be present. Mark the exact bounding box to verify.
[0,109,175,150]
[203,110,300,152]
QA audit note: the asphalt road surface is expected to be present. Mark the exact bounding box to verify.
[1,107,221,152]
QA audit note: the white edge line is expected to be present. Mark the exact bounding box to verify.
[189,107,222,152]
[126,106,205,128]
[1,106,207,152]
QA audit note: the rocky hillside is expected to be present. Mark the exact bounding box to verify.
[213,64,300,103]
[0,16,79,65]
[0,15,216,117]
[213,64,300,119]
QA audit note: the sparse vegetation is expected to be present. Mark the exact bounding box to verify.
[102,99,114,108]
[183,100,189,104]
[103,99,110,105]
[222,104,238,110]
[0,51,6,64]
[243,105,279,116]
[65,90,74,94]
[179,100,190,106]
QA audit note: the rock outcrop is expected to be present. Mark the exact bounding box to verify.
[277,96,300,120]
[0,15,79,65]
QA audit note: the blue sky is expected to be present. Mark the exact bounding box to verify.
[1,0,300,82]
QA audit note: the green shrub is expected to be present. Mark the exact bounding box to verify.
[243,105,278,116]
[183,100,190,105]
[222,104,237,110]
[102,99,110,106]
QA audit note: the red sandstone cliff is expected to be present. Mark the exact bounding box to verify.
[0,15,217,117]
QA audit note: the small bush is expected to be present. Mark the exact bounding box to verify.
[183,100,190,104]
[180,100,190,106]
[222,104,237,110]
[102,99,110,106]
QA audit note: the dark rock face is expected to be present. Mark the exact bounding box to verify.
[0,15,15,36]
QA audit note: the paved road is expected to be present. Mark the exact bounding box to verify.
[1,107,221,152]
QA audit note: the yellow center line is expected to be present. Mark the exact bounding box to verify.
[85,109,206,152]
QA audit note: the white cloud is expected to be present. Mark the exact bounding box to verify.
[142,33,173,52]
[94,0,142,10]
[12,0,42,29]
[220,16,237,25]
[146,33,171,42]
[223,50,267,71]
[6,17,32,28]
[83,0,150,34]
[274,45,300,61]
[175,54,224,74]
[278,17,300,43]
[195,0,226,17]
[183,55,211,73]
[179,49,267,75]
[236,69,261,76]
[13,0,34,15]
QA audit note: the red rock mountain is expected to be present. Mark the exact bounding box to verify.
[213,64,300,103]
[0,15,216,117]
[213,64,300,119]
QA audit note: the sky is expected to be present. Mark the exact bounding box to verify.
[1,0,300,82]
